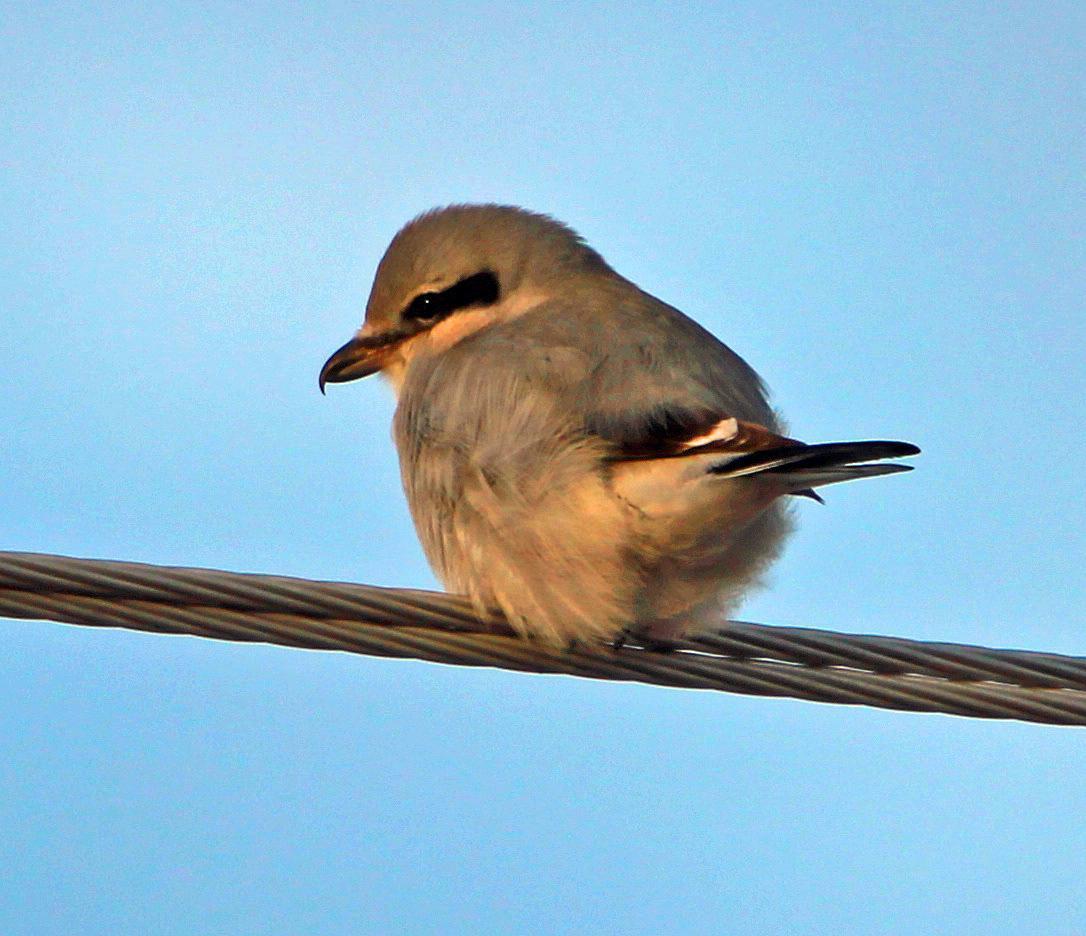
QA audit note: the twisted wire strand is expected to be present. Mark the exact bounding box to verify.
[1,551,1084,725]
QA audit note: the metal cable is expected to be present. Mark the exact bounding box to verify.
[1,551,1083,725]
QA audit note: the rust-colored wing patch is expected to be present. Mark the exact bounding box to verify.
[609,414,804,462]
[675,417,803,456]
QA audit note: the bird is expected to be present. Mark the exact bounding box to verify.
[320,205,918,649]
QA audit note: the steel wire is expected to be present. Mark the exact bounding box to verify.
[1,551,1083,725]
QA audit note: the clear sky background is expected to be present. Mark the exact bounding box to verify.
[2,3,1084,934]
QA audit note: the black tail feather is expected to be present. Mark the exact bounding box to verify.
[710,440,920,483]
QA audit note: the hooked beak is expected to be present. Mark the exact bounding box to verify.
[319,333,400,393]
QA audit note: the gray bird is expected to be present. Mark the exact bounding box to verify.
[320,205,918,648]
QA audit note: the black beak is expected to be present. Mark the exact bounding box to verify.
[319,334,396,393]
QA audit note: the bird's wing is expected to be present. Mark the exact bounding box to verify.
[598,408,807,460]
[483,288,781,449]
[434,295,918,484]
[504,296,920,490]
[590,292,777,425]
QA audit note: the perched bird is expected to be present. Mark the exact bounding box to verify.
[320,205,918,648]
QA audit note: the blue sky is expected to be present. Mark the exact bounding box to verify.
[1,2,1084,933]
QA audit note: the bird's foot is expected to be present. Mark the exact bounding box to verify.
[611,626,675,654]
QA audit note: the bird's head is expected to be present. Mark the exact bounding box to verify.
[319,204,610,393]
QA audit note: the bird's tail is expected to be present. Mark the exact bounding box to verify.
[709,440,920,498]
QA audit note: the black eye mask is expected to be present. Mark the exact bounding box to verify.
[403,271,501,324]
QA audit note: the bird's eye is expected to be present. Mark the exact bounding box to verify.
[404,292,439,321]
[402,271,500,324]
